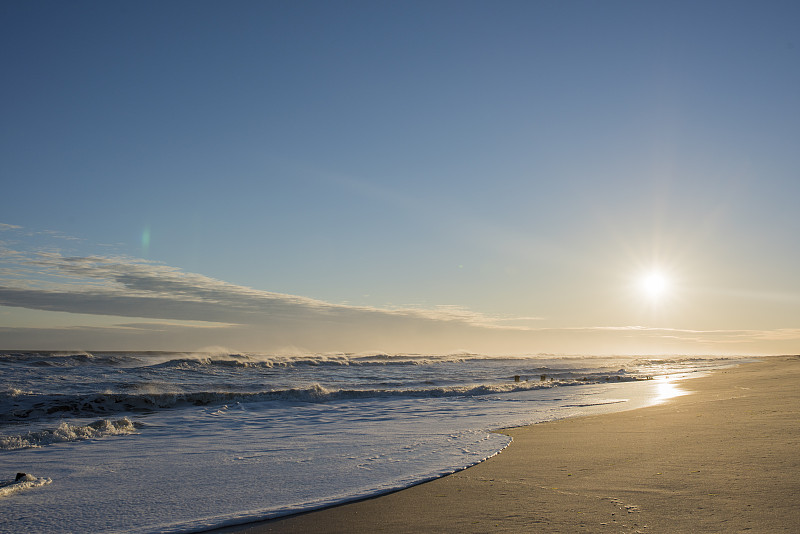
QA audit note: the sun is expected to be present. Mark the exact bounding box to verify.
[640,271,668,299]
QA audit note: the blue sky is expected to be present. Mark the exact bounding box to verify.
[2,1,799,354]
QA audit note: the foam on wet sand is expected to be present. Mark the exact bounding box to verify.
[217,356,800,533]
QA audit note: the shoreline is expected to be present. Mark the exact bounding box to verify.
[209,356,800,533]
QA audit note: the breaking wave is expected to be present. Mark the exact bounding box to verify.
[0,418,142,450]
[0,351,568,369]
[0,351,142,367]
[0,375,647,423]
[145,354,481,370]
[1,351,749,373]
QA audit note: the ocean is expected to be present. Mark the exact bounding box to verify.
[0,351,748,533]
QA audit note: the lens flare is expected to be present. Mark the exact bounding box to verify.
[141,227,151,254]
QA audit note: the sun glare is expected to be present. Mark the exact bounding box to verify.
[640,272,668,299]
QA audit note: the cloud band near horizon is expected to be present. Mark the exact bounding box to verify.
[0,245,797,355]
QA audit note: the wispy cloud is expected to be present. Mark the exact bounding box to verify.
[544,325,800,347]
[0,222,84,243]
[1,244,564,353]
[0,247,521,330]
[2,223,796,355]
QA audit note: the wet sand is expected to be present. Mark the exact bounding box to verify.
[212,356,800,533]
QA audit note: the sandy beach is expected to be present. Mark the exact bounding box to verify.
[213,356,799,533]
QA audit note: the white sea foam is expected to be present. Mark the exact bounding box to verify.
[0,473,52,498]
[0,388,31,397]
[0,418,141,450]
[0,352,752,533]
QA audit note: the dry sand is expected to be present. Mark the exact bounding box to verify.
[213,356,800,533]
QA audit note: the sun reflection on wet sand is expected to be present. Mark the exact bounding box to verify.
[653,377,689,403]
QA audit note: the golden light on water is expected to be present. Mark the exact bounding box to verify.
[654,377,687,403]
